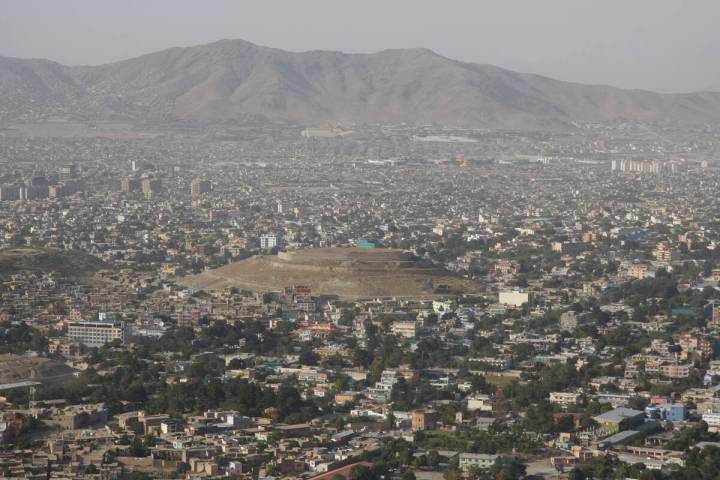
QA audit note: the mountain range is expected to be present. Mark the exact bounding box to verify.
[2,38,720,129]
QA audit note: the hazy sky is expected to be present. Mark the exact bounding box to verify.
[2,0,719,93]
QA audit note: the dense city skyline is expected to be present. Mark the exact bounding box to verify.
[4,3,720,480]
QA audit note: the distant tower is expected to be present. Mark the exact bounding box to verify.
[276,199,284,214]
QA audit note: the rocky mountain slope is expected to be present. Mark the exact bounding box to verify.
[2,39,720,128]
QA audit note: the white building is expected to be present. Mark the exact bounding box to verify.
[498,290,530,307]
[549,391,582,406]
[702,412,720,429]
[458,453,513,472]
[560,311,578,331]
[67,319,129,347]
[260,233,281,250]
[432,300,455,314]
[467,394,494,412]
[301,128,352,138]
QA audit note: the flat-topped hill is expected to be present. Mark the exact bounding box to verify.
[0,247,110,283]
[0,354,77,385]
[180,247,480,299]
[275,248,419,270]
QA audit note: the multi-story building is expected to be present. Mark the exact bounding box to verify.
[141,177,162,197]
[498,290,530,307]
[711,305,720,328]
[411,409,437,432]
[549,391,582,407]
[659,363,691,379]
[468,356,512,371]
[67,319,130,348]
[458,453,515,472]
[58,164,78,179]
[551,241,589,255]
[627,262,652,280]
[702,412,720,430]
[0,185,21,201]
[593,408,645,433]
[48,338,80,358]
[645,403,688,422]
[677,332,715,361]
[121,177,142,193]
[190,179,212,197]
[260,233,280,250]
[653,242,679,263]
[390,320,418,338]
[466,394,494,412]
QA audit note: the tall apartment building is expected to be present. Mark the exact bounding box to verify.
[711,305,720,328]
[121,177,142,193]
[67,319,130,348]
[260,233,280,250]
[0,185,21,201]
[411,409,438,431]
[141,177,162,197]
[653,242,679,262]
[191,179,212,196]
[26,176,49,199]
[48,180,82,199]
[59,164,78,179]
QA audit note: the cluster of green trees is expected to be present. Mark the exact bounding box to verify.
[664,422,719,451]
[146,376,317,422]
[346,437,528,480]
[414,429,542,455]
[0,321,48,354]
[28,323,321,421]
[389,377,453,411]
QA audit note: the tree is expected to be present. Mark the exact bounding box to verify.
[175,462,190,476]
[568,468,587,480]
[426,450,440,467]
[349,465,376,480]
[127,473,150,480]
[299,347,319,366]
[443,470,462,480]
[129,436,150,457]
[492,459,526,479]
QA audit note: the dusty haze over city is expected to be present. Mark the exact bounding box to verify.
[2,2,720,480]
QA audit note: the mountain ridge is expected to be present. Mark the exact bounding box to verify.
[2,38,720,129]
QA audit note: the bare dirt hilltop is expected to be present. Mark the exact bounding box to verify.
[0,354,77,385]
[0,247,110,284]
[180,247,481,299]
